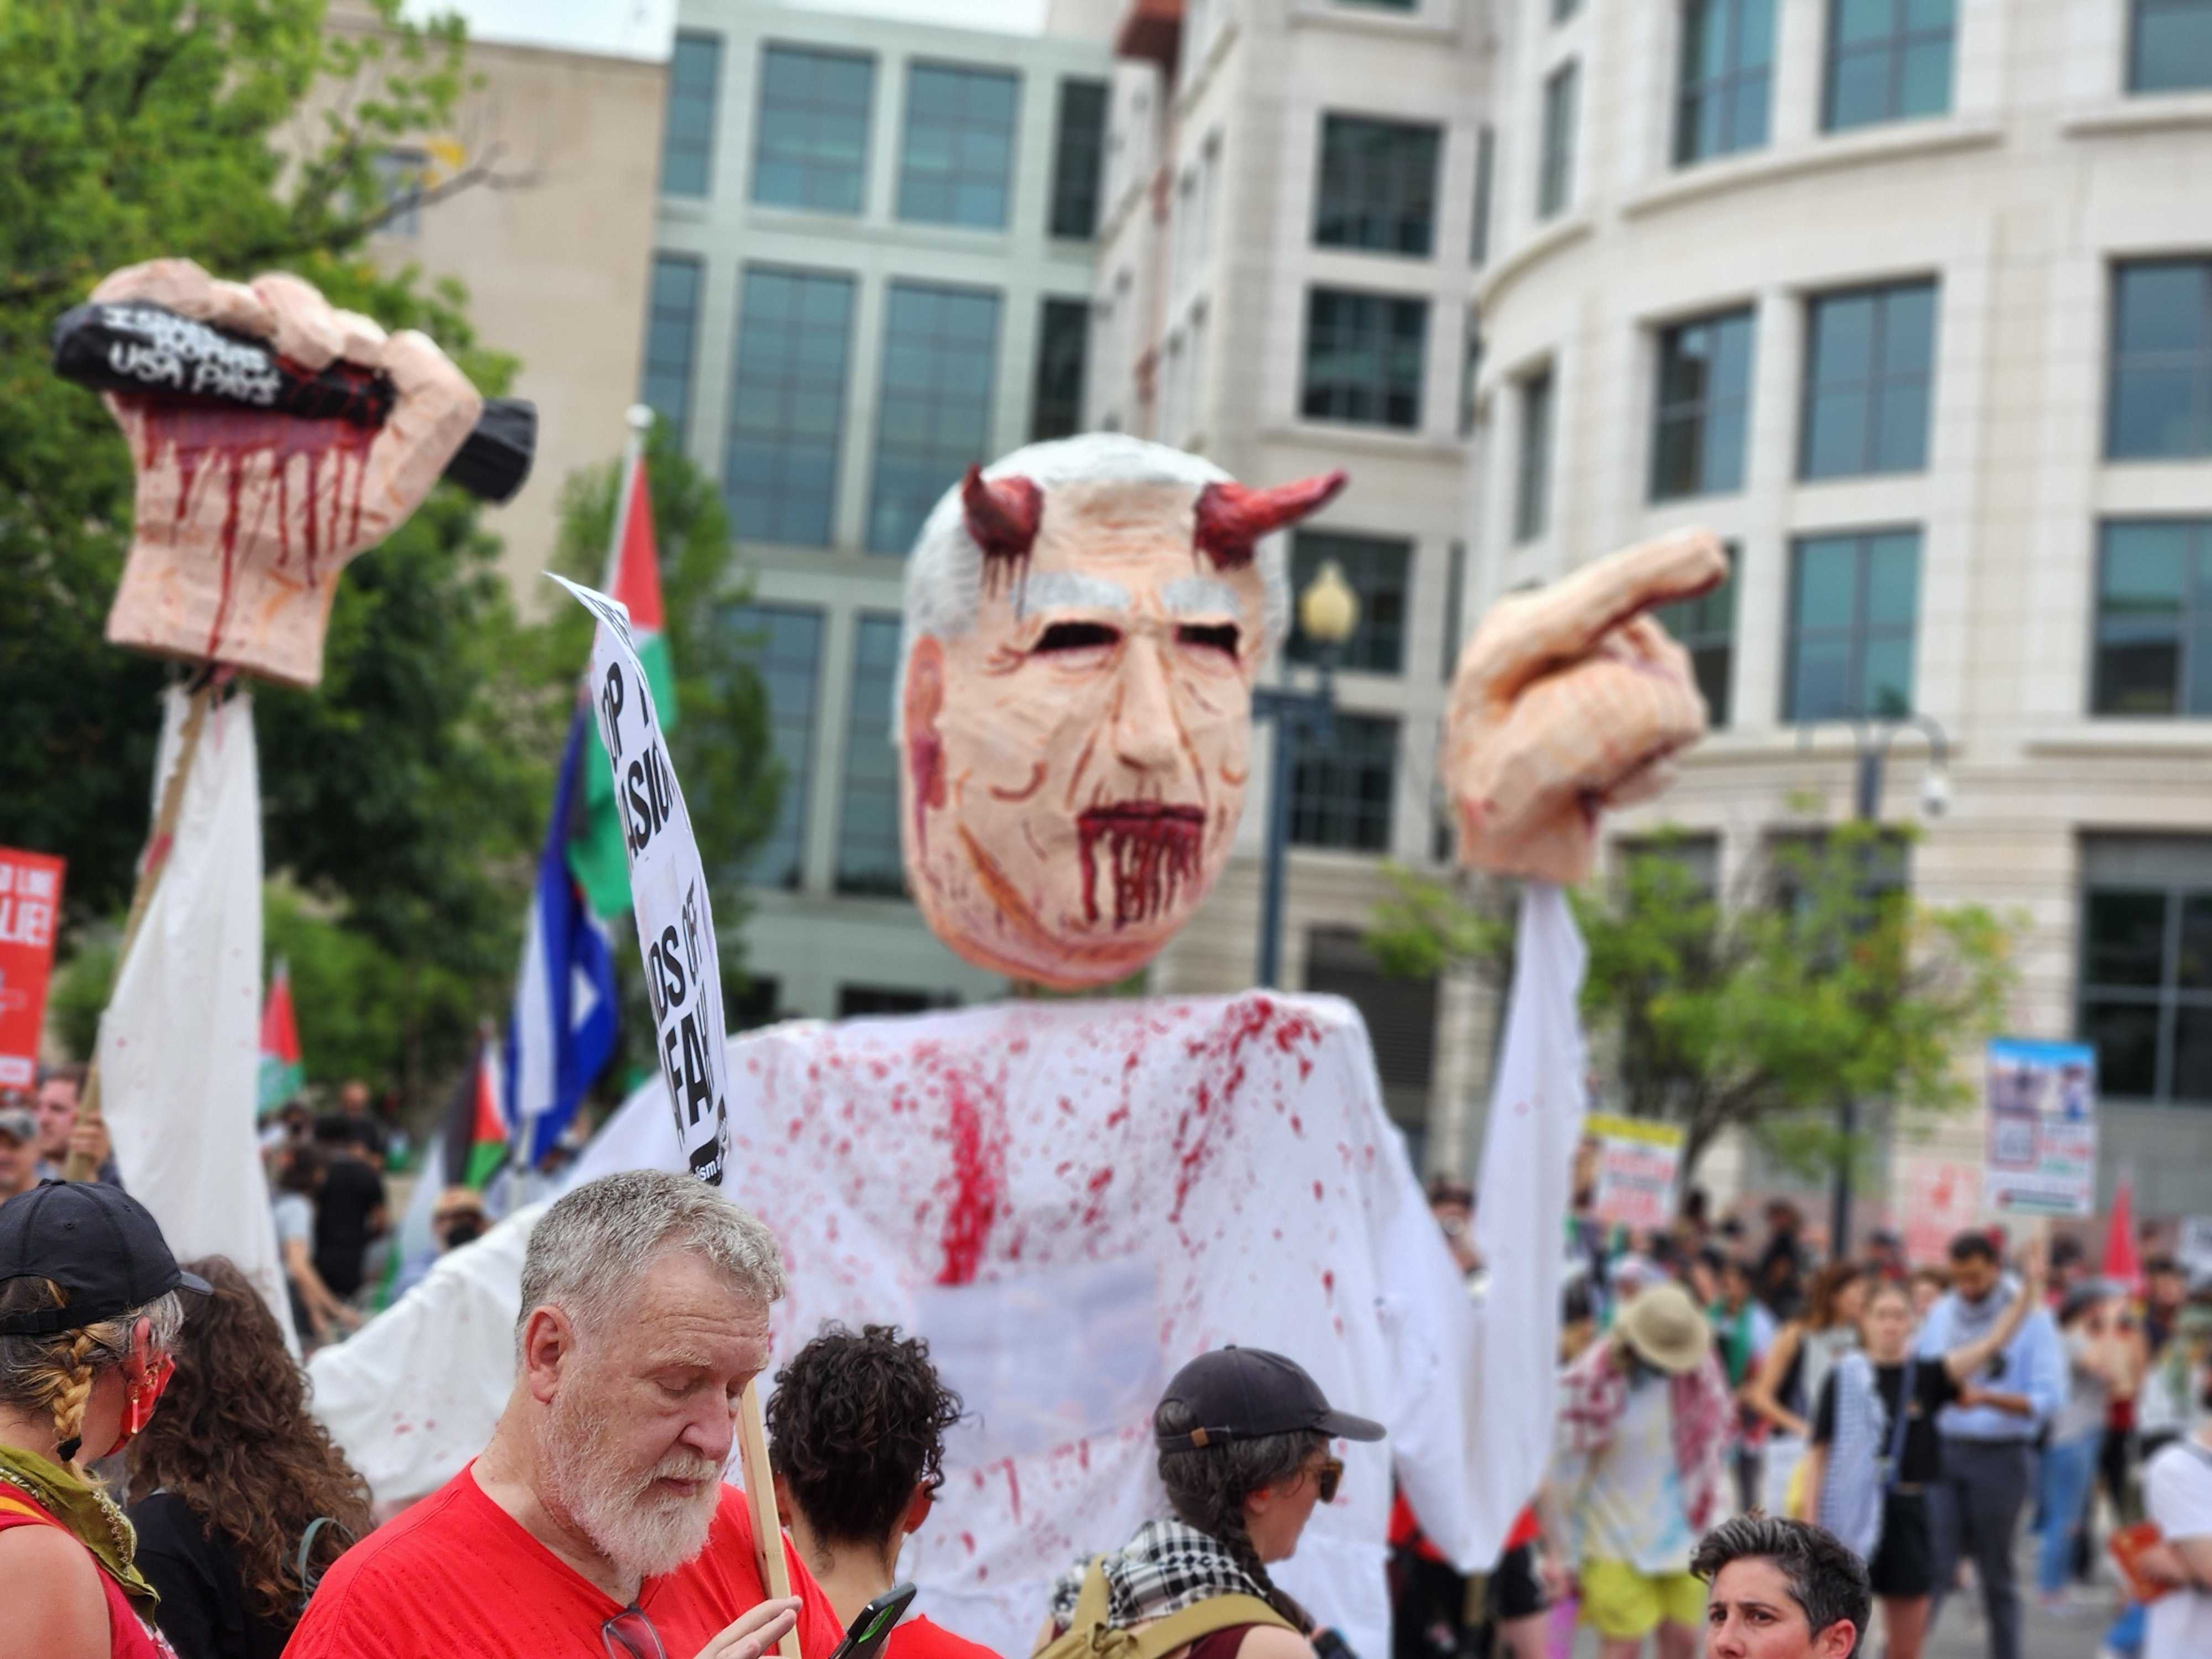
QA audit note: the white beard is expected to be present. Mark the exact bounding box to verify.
[539,1384,724,1582]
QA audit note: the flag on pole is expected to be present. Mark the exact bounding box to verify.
[257,958,304,1116]
[2104,1170,2142,1296]
[442,1030,510,1190]
[504,714,618,1171]
[567,442,676,919]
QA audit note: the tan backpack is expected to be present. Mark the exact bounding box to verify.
[1034,1561,1296,1659]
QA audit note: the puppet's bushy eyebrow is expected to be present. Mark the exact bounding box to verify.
[1162,575,1241,617]
[1016,570,1130,618]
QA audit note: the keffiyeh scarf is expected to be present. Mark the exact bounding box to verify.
[1048,1518,1269,1631]
[1558,1335,1736,1531]
[1817,1352,1891,1561]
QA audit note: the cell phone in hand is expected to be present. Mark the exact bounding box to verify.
[827,1582,917,1659]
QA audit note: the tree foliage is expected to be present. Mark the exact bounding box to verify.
[0,1,558,1098]
[1369,823,2020,1179]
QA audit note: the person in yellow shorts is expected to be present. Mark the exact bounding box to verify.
[1541,1282,1739,1659]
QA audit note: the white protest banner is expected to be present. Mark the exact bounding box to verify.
[1983,1036,2099,1217]
[1585,1112,1684,1232]
[549,573,794,1657]
[550,572,731,1188]
[2179,1217,2212,1281]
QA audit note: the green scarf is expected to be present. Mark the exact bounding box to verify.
[0,1444,160,1622]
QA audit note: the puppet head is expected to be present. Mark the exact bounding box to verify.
[1443,529,1728,884]
[898,435,1347,989]
[90,259,483,689]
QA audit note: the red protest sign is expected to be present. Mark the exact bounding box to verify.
[0,848,65,1090]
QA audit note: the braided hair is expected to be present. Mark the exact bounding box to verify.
[0,1276,183,1465]
[1154,1396,1323,1632]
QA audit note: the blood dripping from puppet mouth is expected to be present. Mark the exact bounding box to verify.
[132,397,374,655]
[1076,804,1203,927]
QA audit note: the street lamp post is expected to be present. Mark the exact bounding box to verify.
[1253,562,1360,989]
[1829,712,1950,1256]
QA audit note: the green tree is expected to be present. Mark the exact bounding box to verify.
[1368,823,2018,1179]
[546,420,780,1090]
[0,2,558,1097]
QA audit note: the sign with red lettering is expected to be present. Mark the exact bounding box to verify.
[0,848,65,1089]
[1585,1112,1685,1232]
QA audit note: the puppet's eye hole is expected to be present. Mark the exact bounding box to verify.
[1035,622,1121,653]
[1176,623,1240,658]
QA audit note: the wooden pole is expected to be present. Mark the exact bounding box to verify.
[735,1378,804,1659]
[64,676,220,1181]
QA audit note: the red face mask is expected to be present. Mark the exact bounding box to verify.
[97,1319,172,1459]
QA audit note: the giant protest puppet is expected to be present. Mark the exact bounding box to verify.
[50,260,525,1341]
[307,434,1726,1659]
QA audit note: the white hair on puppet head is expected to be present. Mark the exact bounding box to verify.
[895,434,1293,733]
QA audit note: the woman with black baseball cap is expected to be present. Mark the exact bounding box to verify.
[1039,1347,1384,1659]
[0,1179,208,1658]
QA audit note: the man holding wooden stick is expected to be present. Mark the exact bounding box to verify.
[286,1169,845,1659]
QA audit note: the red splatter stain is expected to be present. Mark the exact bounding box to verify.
[1322,1271,1335,1301]
[962,1532,976,1553]
[936,1070,1004,1286]
[1002,1458,1022,1522]
[1312,1181,1325,1201]
[1076,806,1203,927]
[132,398,375,656]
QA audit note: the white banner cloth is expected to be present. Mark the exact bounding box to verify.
[98,687,291,1343]
[1462,883,1588,1552]
[311,973,1591,1655]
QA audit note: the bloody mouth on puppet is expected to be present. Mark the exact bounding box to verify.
[1076,804,1204,928]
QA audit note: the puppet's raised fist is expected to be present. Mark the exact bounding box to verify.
[93,259,483,689]
[1443,530,1728,884]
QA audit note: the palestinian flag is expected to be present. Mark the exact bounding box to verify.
[256,960,304,1116]
[442,1032,510,1190]
[567,448,676,919]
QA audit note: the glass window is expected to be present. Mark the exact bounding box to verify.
[1515,369,1554,543]
[1335,0,1417,10]
[898,62,1020,229]
[1031,297,1091,442]
[837,614,905,895]
[1553,0,1583,19]
[1652,544,1738,726]
[2095,519,2212,716]
[1539,61,1579,219]
[661,32,722,198]
[641,254,702,449]
[2080,838,2212,1103]
[1786,528,1921,721]
[2110,260,2212,460]
[1824,0,1953,132]
[1288,531,1413,674]
[1314,114,1442,257]
[1050,79,1109,239]
[1289,712,1398,851]
[1300,288,1428,430]
[1470,124,1496,266]
[728,605,823,890]
[839,985,939,1017]
[1304,926,1436,1128]
[1676,0,1777,164]
[724,267,853,549]
[2133,0,2212,93]
[1800,279,1938,479]
[372,148,427,237]
[867,281,1001,554]
[1651,307,1756,500]
[752,45,873,214]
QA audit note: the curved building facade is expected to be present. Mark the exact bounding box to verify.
[1469,0,2212,1217]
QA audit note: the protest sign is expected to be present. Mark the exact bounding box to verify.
[1983,1036,2099,1217]
[2178,1216,2212,1282]
[1584,1112,1684,1231]
[549,573,729,1188]
[1894,1156,1983,1265]
[0,847,65,1089]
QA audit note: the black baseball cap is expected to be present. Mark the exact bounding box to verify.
[1153,1346,1385,1451]
[0,1181,210,1335]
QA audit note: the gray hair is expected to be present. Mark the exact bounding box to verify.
[516,1171,785,1356]
[1690,1514,1871,1656]
[895,435,1292,735]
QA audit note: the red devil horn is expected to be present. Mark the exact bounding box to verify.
[961,466,1042,575]
[1192,470,1349,568]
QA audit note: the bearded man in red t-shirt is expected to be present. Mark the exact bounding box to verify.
[289,1170,848,1659]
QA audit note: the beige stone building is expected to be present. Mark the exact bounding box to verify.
[326,1,671,596]
[1472,0,2212,1220]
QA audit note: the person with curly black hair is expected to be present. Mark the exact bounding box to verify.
[765,1323,999,1659]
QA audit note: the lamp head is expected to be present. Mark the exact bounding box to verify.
[1299,559,1360,648]
[1920,770,1950,818]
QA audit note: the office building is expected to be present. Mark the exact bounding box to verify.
[1470,0,2212,1216]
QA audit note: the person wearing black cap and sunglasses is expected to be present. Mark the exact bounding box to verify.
[0,1178,210,1658]
[1039,1347,1384,1659]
